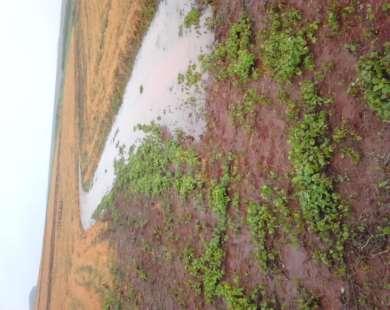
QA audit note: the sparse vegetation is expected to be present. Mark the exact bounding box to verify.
[247,184,299,272]
[327,10,340,34]
[230,89,270,130]
[178,63,202,88]
[297,287,321,310]
[341,146,361,164]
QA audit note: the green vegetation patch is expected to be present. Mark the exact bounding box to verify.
[93,124,202,220]
[289,81,349,269]
[184,165,262,307]
[356,44,390,121]
[202,16,256,82]
[184,8,201,28]
[247,202,277,271]
[115,125,200,197]
[327,10,340,34]
[247,184,297,272]
[178,63,202,88]
[185,168,230,302]
[261,8,317,82]
[186,233,225,301]
[217,283,257,310]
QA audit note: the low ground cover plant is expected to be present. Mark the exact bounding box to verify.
[356,44,390,121]
[261,8,317,82]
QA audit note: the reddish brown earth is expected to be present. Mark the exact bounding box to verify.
[99,0,389,309]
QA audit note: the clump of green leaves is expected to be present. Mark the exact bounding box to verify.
[184,8,201,28]
[289,81,349,268]
[344,43,358,55]
[178,63,202,88]
[231,89,270,130]
[261,185,299,243]
[187,234,225,301]
[333,121,362,144]
[185,168,230,302]
[297,287,321,310]
[300,80,332,111]
[356,44,390,121]
[261,8,316,82]
[365,4,375,21]
[247,202,277,271]
[115,125,200,197]
[341,147,361,164]
[210,180,230,220]
[176,175,203,199]
[327,10,340,34]
[202,16,256,82]
[383,3,390,13]
[217,283,256,310]
[93,124,202,219]
[248,184,298,271]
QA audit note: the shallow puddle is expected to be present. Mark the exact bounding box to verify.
[80,0,214,229]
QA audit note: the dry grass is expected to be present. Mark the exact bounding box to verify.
[74,0,158,189]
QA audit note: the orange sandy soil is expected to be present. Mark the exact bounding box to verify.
[36,1,153,308]
[36,35,113,310]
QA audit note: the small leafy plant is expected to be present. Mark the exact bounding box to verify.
[178,63,202,88]
[202,16,256,82]
[327,10,340,34]
[356,44,390,121]
[261,8,317,82]
[184,8,201,28]
[247,202,277,271]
